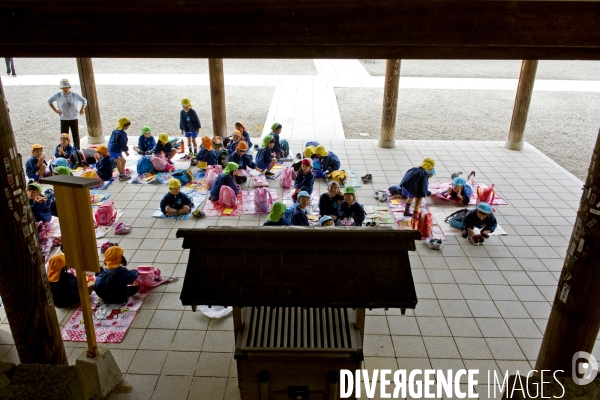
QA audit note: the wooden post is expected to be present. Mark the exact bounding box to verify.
[208,58,227,137]
[505,60,538,151]
[535,127,600,375]
[0,76,68,365]
[76,58,104,145]
[40,175,102,358]
[378,59,401,149]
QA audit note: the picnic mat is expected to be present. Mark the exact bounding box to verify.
[364,205,394,225]
[282,189,320,210]
[427,207,508,237]
[325,169,362,189]
[265,162,291,180]
[242,189,280,214]
[90,191,111,208]
[429,182,508,206]
[252,174,270,187]
[202,192,244,216]
[38,217,61,262]
[95,212,123,239]
[151,191,208,219]
[386,197,445,240]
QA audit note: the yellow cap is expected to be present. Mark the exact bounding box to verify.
[315,145,328,157]
[158,133,169,143]
[303,146,316,158]
[181,98,191,106]
[60,133,70,140]
[169,179,181,189]
[104,246,125,269]
[116,117,131,130]
[96,145,109,155]
[420,158,435,171]
[31,143,43,151]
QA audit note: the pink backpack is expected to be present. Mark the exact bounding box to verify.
[135,265,161,289]
[150,154,169,172]
[280,166,293,188]
[94,201,118,226]
[205,165,222,187]
[254,187,273,213]
[219,185,237,207]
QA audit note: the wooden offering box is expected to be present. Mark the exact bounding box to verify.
[177,226,421,400]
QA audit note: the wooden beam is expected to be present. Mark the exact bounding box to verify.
[1,1,600,59]
[379,59,401,149]
[535,128,600,376]
[505,60,538,151]
[76,58,104,145]
[0,76,68,365]
[208,59,227,137]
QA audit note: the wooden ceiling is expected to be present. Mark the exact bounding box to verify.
[1,0,599,59]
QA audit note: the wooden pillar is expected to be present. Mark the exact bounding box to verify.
[505,60,538,151]
[535,127,600,376]
[76,58,104,144]
[208,59,227,137]
[0,76,68,365]
[378,59,401,149]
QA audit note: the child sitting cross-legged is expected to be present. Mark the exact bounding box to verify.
[291,191,311,226]
[26,143,50,182]
[133,126,156,155]
[338,186,366,226]
[27,182,54,223]
[160,179,193,217]
[47,252,80,308]
[209,162,240,202]
[94,246,140,303]
[196,136,218,167]
[228,141,255,184]
[389,158,436,217]
[462,202,497,244]
[444,171,476,205]
[292,158,315,202]
[154,133,177,164]
[94,145,115,181]
[263,201,291,226]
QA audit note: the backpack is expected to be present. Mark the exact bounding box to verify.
[326,170,347,186]
[137,155,155,175]
[172,169,193,185]
[312,159,324,179]
[411,210,433,238]
[219,185,237,207]
[280,166,293,188]
[151,154,169,172]
[445,208,469,230]
[477,184,495,205]
[94,201,118,226]
[70,150,87,168]
[82,148,97,165]
[254,187,273,213]
[205,165,222,187]
[280,139,290,157]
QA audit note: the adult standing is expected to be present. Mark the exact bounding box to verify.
[4,58,16,77]
[48,79,87,149]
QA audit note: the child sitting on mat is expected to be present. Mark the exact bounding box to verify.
[389,158,436,217]
[47,252,80,308]
[154,133,177,163]
[26,143,50,182]
[133,126,156,155]
[292,158,315,202]
[319,215,335,227]
[160,179,193,217]
[263,201,291,226]
[54,133,78,160]
[462,202,497,243]
[338,186,366,226]
[95,246,140,303]
[196,136,218,167]
[444,171,476,205]
[291,191,311,226]
[227,130,243,153]
[27,182,54,223]
[94,145,115,181]
[255,136,277,176]
[228,141,255,184]
[315,145,341,175]
[235,122,253,149]
[209,162,240,201]
[319,181,343,223]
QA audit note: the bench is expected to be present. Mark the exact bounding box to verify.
[177,226,421,400]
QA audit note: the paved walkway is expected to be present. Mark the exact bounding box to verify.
[0,138,593,400]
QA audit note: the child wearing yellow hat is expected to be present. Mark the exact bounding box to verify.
[94,246,140,303]
[54,133,78,161]
[107,117,131,181]
[160,179,193,217]
[25,143,50,182]
[180,98,202,155]
[94,145,115,181]
[154,133,176,164]
[47,252,80,308]
[133,126,156,155]
[196,136,218,168]
[388,158,436,216]
[315,145,341,175]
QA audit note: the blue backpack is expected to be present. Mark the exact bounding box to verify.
[172,169,193,184]
[137,156,155,174]
[280,139,290,157]
[284,204,296,221]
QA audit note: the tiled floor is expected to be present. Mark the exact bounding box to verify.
[2,139,596,399]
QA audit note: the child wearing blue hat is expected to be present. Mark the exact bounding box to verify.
[291,191,311,226]
[462,202,497,243]
[444,171,476,205]
[319,215,335,227]
[389,158,436,216]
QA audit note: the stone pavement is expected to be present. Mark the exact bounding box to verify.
[0,138,595,400]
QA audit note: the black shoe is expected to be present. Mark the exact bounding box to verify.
[265,171,275,176]
[462,231,468,238]
[403,210,413,217]
[482,233,489,238]
[296,153,301,159]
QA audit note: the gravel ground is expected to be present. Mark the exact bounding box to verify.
[11,58,317,76]
[335,87,599,180]
[5,84,273,160]
[360,59,600,80]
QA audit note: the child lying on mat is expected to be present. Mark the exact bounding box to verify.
[228,141,255,184]
[338,186,365,226]
[389,158,436,217]
[209,162,240,202]
[263,201,291,226]
[94,145,115,182]
[47,252,80,308]
[292,158,315,202]
[160,179,193,217]
[462,202,497,244]
[134,126,156,155]
[444,171,476,205]
[95,246,139,303]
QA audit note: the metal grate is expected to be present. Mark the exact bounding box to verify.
[242,307,355,350]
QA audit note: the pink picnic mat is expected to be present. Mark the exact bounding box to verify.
[385,194,446,240]
[429,182,508,206]
[282,189,320,209]
[242,189,280,214]
[202,192,243,216]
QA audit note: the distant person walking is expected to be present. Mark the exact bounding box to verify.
[4,58,16,77]
[48,79,87,149]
